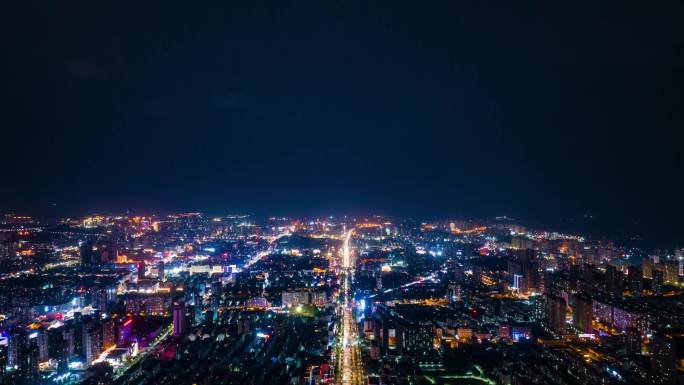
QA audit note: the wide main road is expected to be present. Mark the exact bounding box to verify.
[336,229,364,385]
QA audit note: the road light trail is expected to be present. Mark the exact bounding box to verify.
[243,231,291,268]
[336,229,364,385]
[367,273,438,298]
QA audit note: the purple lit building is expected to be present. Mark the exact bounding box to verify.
[173,302,187,337]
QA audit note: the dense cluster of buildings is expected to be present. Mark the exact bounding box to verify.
[347,219,684,385]
[0,213,683,385]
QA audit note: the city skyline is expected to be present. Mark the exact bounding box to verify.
[1,212,683,385]
[2,2,684,384]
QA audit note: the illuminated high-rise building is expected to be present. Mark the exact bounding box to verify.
[572,294,593,333]
[102,317,117,350]
[447,284,462,304]
[137,260,145,280]
[581,266,596,295]
[47,326,68,372]
[118,318,133,345]
[511,236,534,250]
[173,302,187,337]
[96,239,117,264]
[625,327,642,355]
[643,257,654,279]
[653,270,665,296]
[498,324,511,339]
[158,260,165,282]
[530,294,546,322]
[605,265,623,299]
[0,233,16,260]
[80,240,97,266]
[83,322,103,364]
[628,266,643,296]
[8,329,40,384]
[545,294,567,335]
[660,260,679,284]
[0,338,7,377]
[650,331,677,385]
[508,250,540,293]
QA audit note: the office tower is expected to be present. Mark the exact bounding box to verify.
[84,322,103,364]
[37,330,48,362]
[447,283,462,304]
[460,284,474,307]
[498,324,511,339]
[400,322,432,354]
[102,317,117,350]
[650,332,676,385]
[543,271,560,296]
[237,316,250,335]
[530,294,546,322]
[311,290,328,306]
[569,264,581,292]
[581,265,596,295]
[96,239,117,264]
[193,293,204,325]
[90,287,109,314]
[137,260,145,280]
[159,260,165,281]
[24,332,41,384]
[0,233,16,260]
[653,270,665,296]
[0,339,7,377]
[9,329,40,384]
[511,236,533,250]
[173,302,187,337]
[508,259,524,290]
[80,240,97,266]
[72,314,85,362]
[628,266,643,296]
[605,265,623,299]
[508,249,540,293]
[661,260,679,284]
[281,290,310,307]
[47,326,68,372]
[625,327,642,355]
[572,294,593,333]
[118,318,133,345]
[545,294,567,335]
[61,327,75,362]
[643,257,654,279]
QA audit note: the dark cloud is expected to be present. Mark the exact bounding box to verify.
[1,0,683,247]
[68,58,101,79]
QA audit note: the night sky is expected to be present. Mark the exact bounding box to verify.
[3,1,683,245]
